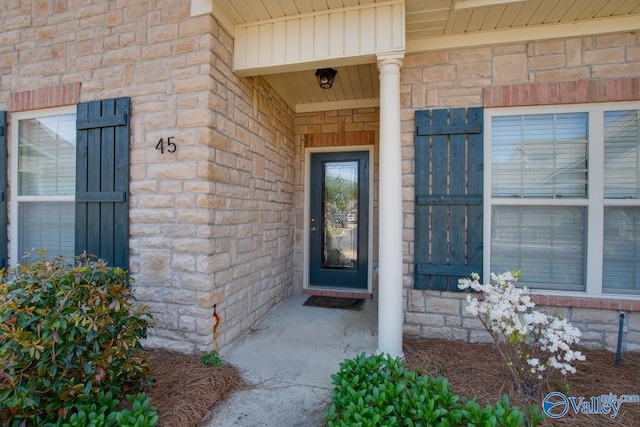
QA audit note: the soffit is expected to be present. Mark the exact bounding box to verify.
[207,0,640,112]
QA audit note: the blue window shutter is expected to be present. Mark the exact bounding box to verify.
[75,97,130,269]
[0,112,6,269]
[414,107,483,291]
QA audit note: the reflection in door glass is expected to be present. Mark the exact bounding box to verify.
[322,161,358,269]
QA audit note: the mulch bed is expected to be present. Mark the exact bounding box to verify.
[145,340,640,426]
[403,339,640,426]
[145,350,246,427]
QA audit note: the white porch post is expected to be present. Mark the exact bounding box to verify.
[376,52,404,358]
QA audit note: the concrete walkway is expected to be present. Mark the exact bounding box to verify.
[204,294,377,427]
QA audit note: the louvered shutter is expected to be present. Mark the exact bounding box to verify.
[75,97,130,269]
[0,112,6,269]
[414,107,483,291]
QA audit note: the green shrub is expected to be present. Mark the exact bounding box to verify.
[54,391,158,427]
[201,350,222,367]
[326,353,543,426]
[0,254,154,425]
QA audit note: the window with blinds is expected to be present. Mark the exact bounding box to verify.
[488,104,640,296]
[16,111,76,258]
[603,110,640,294]
[491,114,588,198]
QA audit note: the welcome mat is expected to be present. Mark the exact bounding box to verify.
[303,295,365,311]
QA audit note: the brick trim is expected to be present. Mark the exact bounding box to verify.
[10,83,82,112]
[531,294,640,312]
[305,131,375,147]
[483,78,640,108]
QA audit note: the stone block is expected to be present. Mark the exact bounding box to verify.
[423,326,468,341]
[626,312,640,332]
[131,286,164,302]
[492,54,527,84]
[405,312,445,327]
[462,317,484,330]
[178,315,197,332]
[468,330,493,344]
[583,47,626,66]
[571,308,619,324]
[164,288,197,306]
[403,323,421,337]
[103,46,140,66]
[182,274,213,291]
[140,249,171,287]
[425,297,461,315]
[408,289,426,311]
[198,289,223,308]
[533,39,565,55]
[579,331,605,343]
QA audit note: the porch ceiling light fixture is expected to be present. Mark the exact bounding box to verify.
[315,68,337,89]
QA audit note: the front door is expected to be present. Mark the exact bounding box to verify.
[309,151,369,289]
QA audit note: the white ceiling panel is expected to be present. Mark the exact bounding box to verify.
[205,0,640,112]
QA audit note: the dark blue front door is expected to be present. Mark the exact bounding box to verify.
[309,151,369,289]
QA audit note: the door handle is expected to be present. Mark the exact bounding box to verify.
[310,226,318,232]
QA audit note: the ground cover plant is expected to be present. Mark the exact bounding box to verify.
[325,352,539,426]
[403,339,640,427]
[0,254,156,426]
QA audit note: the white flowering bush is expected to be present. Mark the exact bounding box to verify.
[458,271,585,396]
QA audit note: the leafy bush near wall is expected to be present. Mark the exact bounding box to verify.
[0,254,155,425]
[54,391,158,427]
[326,353,544,426]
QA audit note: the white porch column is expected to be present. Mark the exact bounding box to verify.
[376,52,404,358]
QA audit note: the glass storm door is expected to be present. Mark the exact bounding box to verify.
[309,151,369,289]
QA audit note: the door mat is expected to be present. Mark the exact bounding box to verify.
[303,295,365,311]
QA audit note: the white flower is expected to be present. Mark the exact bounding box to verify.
[458,270,585,393]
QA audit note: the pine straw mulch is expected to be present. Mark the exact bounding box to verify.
[144,349,246,427]
[403,339,640,427]
[143,341,640,426]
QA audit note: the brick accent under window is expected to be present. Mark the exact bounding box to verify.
[305,131,375,147]
[531,295,640,312]
[483,78,640,108]
[10,83,81,112]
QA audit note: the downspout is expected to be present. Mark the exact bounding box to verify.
[376,52,405,358]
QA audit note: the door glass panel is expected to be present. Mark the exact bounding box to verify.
[322,161,358,269]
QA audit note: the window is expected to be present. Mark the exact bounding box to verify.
[486,103,640,296]
[3,97,130,269]
[11,107,76,260]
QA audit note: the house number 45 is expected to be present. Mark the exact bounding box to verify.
[155,137,176,153]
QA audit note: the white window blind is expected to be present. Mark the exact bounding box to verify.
[603,207,640,294]
[18,115,76,196]
[603,110,640,294]
[491,206,586,291]
[491,114,588,198]
[16,113,76,259]
[18,202,75,258]
[604,110,640,199]
[489,104,640,296]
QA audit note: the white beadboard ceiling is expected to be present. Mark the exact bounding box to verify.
[206,0,640,112]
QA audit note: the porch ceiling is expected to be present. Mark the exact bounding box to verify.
[207,0,640,112]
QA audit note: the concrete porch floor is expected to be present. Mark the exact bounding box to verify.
[204,293,378,426]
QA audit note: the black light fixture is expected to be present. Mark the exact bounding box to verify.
[315,68,337,89]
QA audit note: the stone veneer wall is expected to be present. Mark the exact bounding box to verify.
[0,0,295,353]
[293,109,380,294]
[401,31,640,352]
